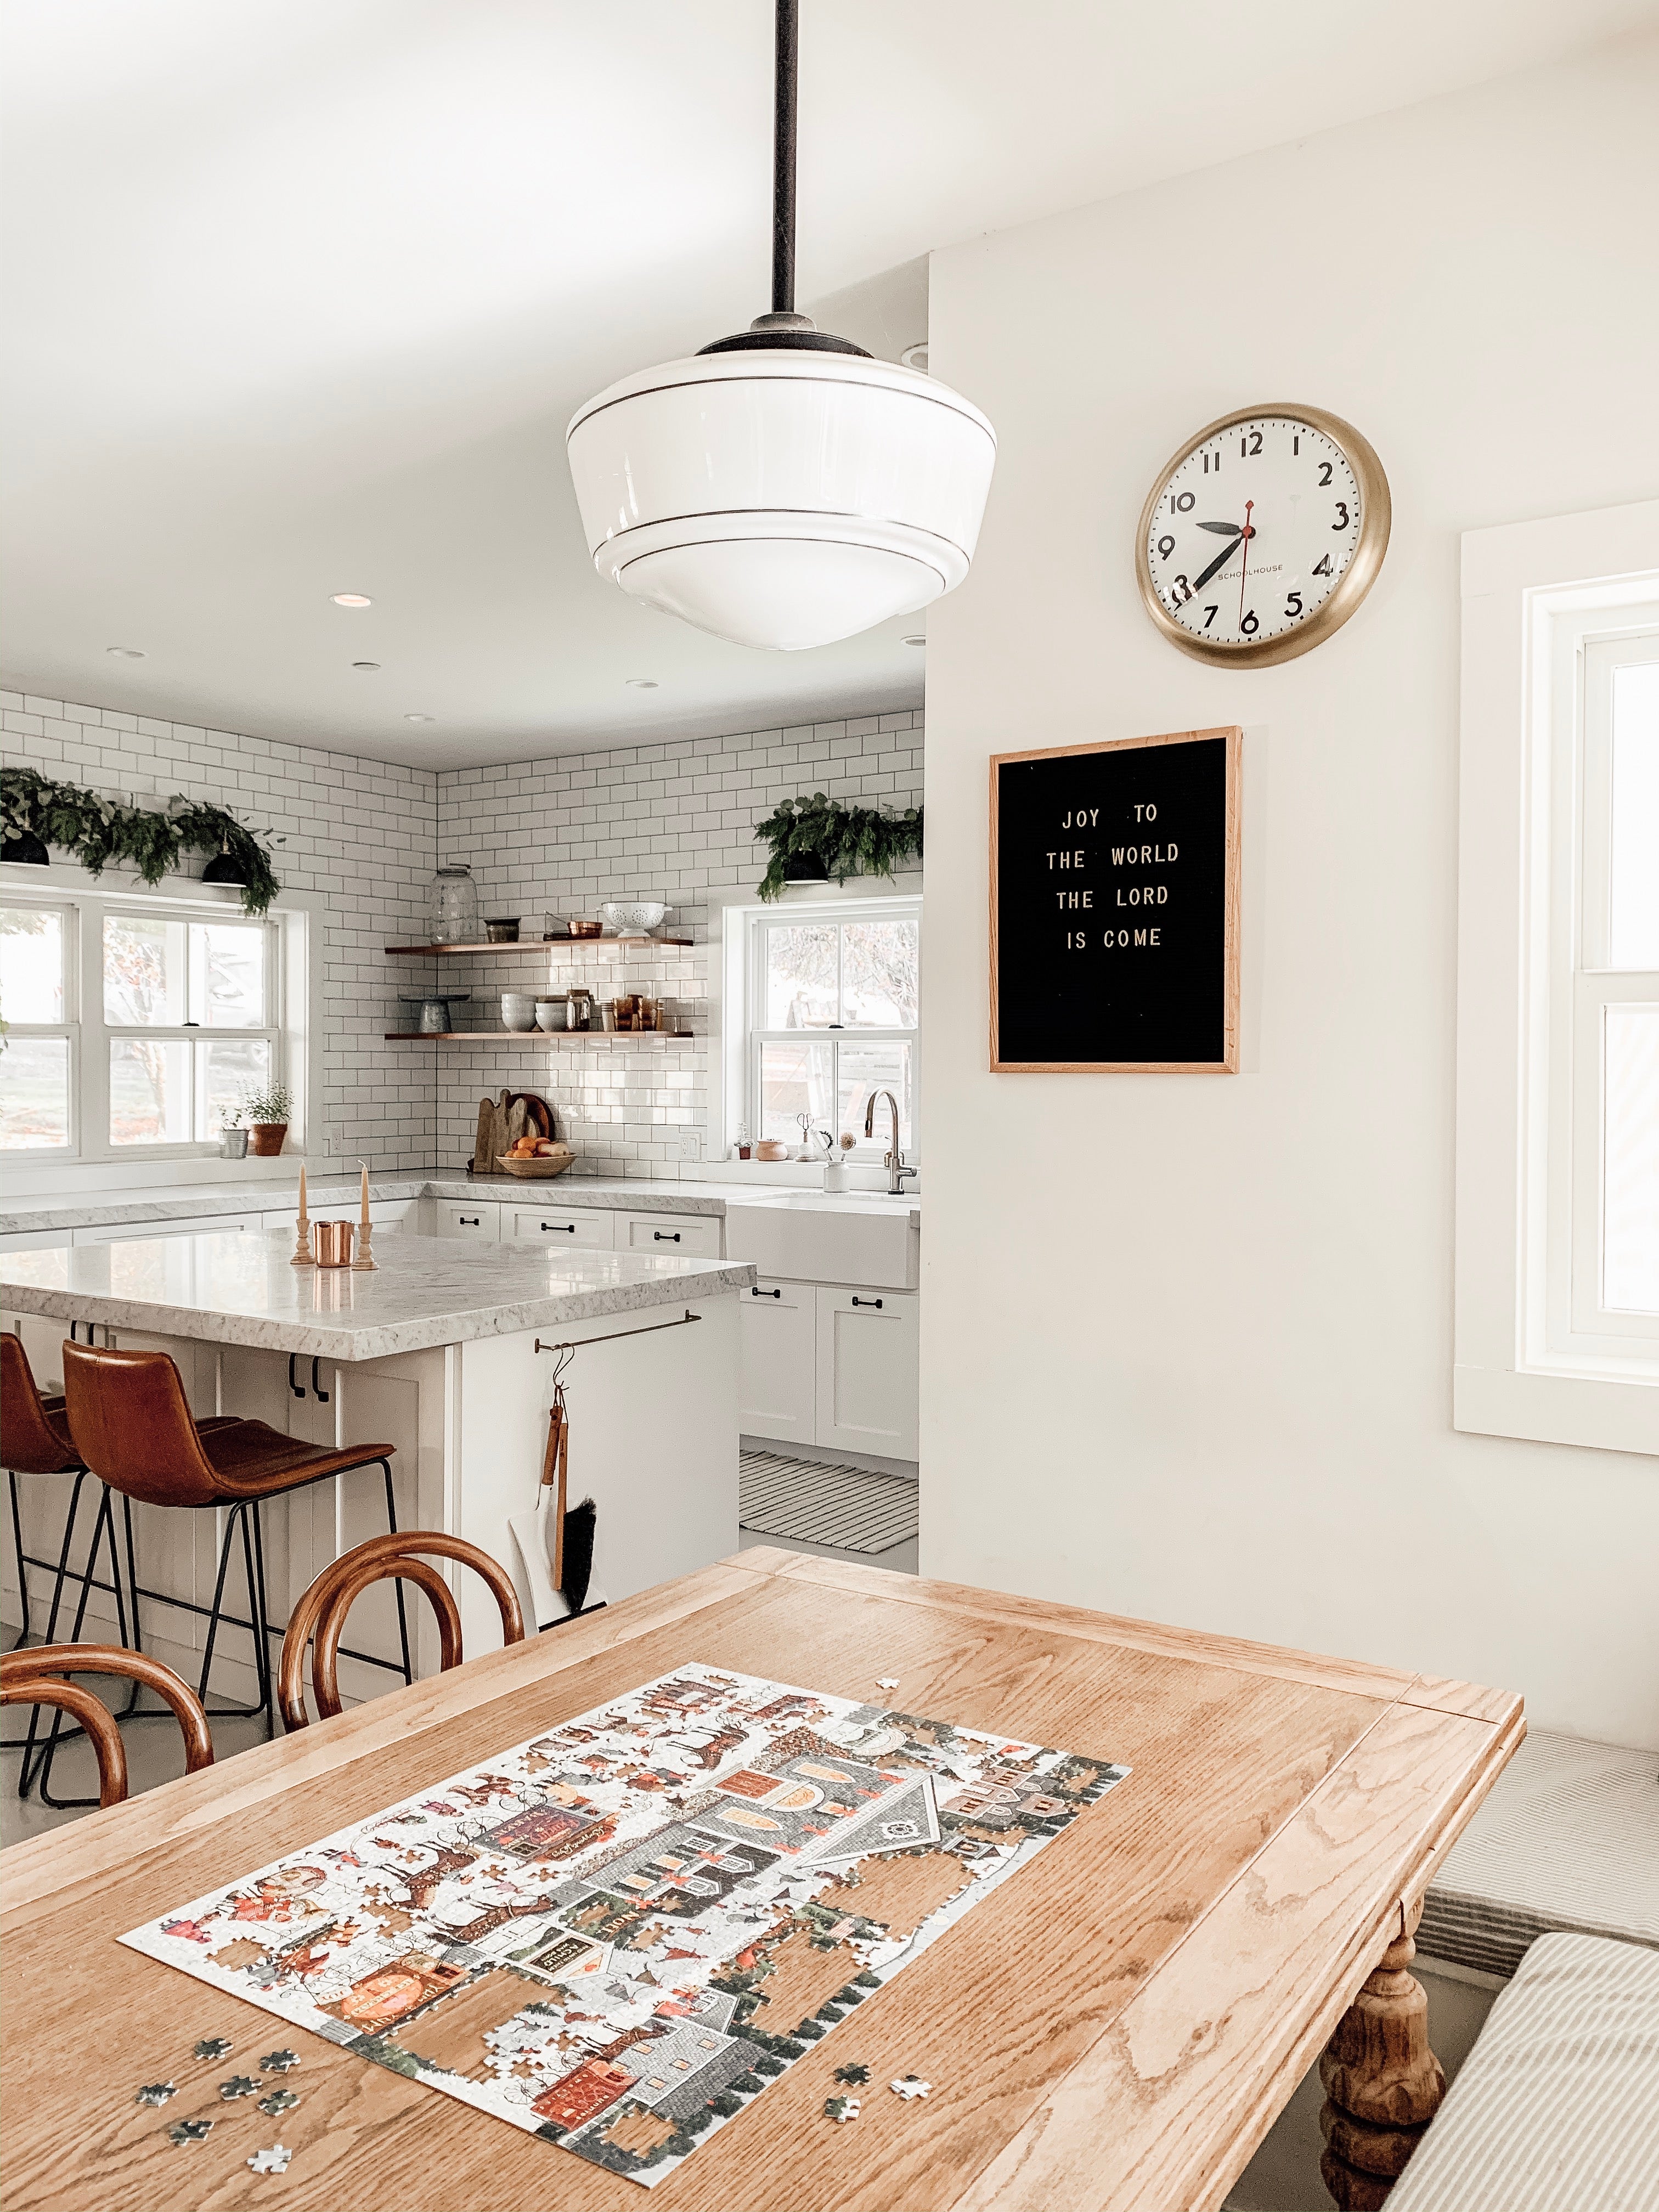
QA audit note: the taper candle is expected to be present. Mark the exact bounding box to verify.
[359,1161,370,1231]
[298,1164,307,1216]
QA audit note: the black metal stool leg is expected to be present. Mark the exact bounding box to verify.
[7,1469,30,1650]
[381,1460,413,1688]
[247,1501,275,1739]
[7,1469,87,1770]
[32,1487,125,1811]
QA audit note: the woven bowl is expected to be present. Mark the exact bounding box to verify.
[495,1147,577,1178]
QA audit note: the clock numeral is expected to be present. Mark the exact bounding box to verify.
[1172,574,1192,604]
[1284,590,1304,619]
[1170,491,1195,514]
[1331,501,1350,531]
[1312,554,1334,578]
[1318,462,1334,487]
[1239,430,1263,458]
[1202,604,1219,630]
[1203,450,1220,473]
[1293,435,1301,455]
[1157,534,1175,560]
[1240,609,1260,637]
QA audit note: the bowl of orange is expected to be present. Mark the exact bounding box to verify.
[495,1138,577,1178]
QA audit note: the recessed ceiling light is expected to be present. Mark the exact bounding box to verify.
[351,661,381,672]
[902,634,926,647]
[900,342,930,373]
[404,713,436,724]
[106,645,146,658]
[331,592,373,608]
[624,678,659,689]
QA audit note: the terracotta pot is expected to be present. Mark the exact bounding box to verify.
[247,1121,288,1156]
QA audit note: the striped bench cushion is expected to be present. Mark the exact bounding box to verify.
[1419,1730,1659,1980]
[1386,1933,1659,2212]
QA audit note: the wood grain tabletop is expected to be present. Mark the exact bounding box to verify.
[0,1547,1523,2212]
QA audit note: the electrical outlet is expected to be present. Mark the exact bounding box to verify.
[679,1130,702,1163]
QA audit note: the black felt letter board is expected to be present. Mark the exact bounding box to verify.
[989,726,1240,1071]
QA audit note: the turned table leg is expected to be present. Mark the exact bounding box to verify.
[1318,1896,1445,2210]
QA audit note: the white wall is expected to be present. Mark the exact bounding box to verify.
[921,38,1659,1747]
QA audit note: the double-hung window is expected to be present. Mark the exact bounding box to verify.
[1,890,280,1160]
[1455,498,1659,1456]
[742,898,920,1156]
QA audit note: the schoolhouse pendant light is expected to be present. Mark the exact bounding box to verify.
[566,0,996,651]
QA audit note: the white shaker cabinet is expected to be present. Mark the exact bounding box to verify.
[617,1212,723,1260]
[737,1277,817,1447]
[814,1286,919,1460]
[506,1204,614,1249]
[433,1200,500,1241]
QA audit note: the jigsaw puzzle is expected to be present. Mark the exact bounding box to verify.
[122,1664,1128,2187]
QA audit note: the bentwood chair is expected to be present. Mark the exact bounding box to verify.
[59,1340,409,1746]
[1,1644,213,1807]
[279,1532,523,1730]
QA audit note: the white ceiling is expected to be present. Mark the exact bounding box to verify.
[4,1,1651,770]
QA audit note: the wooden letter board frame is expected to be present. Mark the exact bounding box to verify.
[989,725,1242,1073]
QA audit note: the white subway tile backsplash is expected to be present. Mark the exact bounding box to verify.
[7,697,922,1179]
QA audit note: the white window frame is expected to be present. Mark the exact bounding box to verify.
[1455,496,1659,1457]
[0,863,319,1190]
[712,880,922,1164]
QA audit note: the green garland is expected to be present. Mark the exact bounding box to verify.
[0,768,281,916]
[753,792,923,902]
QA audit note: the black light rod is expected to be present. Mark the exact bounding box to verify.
[771,0,798,315]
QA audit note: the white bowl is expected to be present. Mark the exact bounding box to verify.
[599,900,669,935]
[501,993,539,1032]
[534,999,569,1031]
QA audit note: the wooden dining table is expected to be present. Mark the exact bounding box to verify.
[0,1546,1522,2212]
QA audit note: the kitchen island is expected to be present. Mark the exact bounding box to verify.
[1,1229,753,1702]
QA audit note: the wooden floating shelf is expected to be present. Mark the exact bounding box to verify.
[385,1030,696,1043]
[384,938,693,956]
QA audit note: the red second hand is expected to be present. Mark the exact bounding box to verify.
[1238,498,1256,627]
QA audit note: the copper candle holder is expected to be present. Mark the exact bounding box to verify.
[312,1219,356,1269]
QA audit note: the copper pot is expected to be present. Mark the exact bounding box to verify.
[312,1219,356,1268]
[248,1122,288,1157]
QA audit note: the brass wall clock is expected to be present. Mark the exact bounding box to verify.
[1136,403,1390,667]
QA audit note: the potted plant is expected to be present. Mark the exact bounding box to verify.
[218,1103,249,1160]
[239,1080,294,1156]
[753,793,923,901]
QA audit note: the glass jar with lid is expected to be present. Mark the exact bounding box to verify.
[428,865,482,945]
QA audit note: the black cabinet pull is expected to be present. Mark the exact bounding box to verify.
[751,1286,781,1299]
[653,1230,682,1243]
[541,1221,575,1233]
[288,1352,306,1399]
[851,1296,883,1310]
[311,1356,330,1404]
[459,1215,480,1227]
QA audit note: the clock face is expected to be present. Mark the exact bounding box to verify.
[1136,408,1389,664]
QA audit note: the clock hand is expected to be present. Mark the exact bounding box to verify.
[1237,499,1256,624]
[1189,535,1242,593]
[1196,521,1242,535]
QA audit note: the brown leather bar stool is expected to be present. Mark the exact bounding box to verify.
[279,1532,524,1730]
[60,1340,405,1743]
[1,1644,213,1808]
[2,1332,142,1798]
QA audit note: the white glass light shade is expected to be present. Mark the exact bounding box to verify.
[567,350,996,650]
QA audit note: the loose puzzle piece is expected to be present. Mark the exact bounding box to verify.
[123,1663,1130,2193]
[248,2145,293,2175]
[823,2096,860,2123]
[134,2084,177,2107]
[890,2075,932,2100]
[167,2119,214,2147]
[877,1677,899,1689]
[193,2038,233,2061]
[218,2075,259,2100]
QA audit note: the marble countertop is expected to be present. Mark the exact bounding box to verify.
[0,1171,920,1235]
[0,1228,756,1361]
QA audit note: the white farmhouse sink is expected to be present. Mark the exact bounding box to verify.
[725,1191,919,1289]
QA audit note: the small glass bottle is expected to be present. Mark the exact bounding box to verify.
[428,865,481,945]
